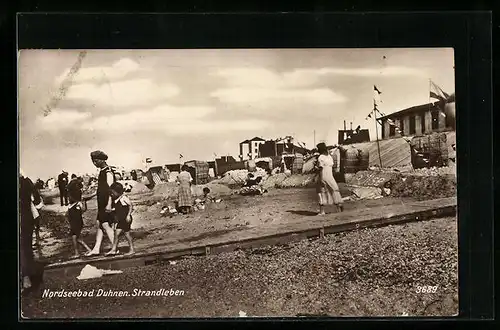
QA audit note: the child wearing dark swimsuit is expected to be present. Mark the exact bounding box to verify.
[106,182,135,256]
[66,175,92,258]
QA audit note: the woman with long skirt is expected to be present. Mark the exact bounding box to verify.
[316,143,344,215]
[176,165,194,214]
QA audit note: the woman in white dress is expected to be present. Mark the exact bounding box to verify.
[315,143,344,215]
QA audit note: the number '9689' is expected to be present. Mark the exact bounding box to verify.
[416,285,438,293]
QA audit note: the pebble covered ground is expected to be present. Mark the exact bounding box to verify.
[389,174,456,201]
[22,216,458,318]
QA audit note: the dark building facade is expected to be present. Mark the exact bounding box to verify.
[259,140,309,157]
[338,129,371,145]
[164,164,181,172]
[378,101,455,139]
[214,156,245,177]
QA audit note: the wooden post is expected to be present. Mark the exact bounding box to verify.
[424,111,433,133]
[415,114,423,135]
[403,116,411,136]
[374,103,383,168]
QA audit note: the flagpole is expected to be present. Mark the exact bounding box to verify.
[429,78,432,110]
[373,100,383,168]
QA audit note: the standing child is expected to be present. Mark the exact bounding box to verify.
[66,175,92,258]
[106,182,135,256]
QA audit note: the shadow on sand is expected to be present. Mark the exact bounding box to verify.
[286,210,318,216]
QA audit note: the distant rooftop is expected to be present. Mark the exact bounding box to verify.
[378,102,440,120]
[240,137,266,143]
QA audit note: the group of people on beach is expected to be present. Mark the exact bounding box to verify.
[19,150,137,292]
[19,142,342,292]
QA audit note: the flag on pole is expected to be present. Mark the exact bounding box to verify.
[179,154,183,159]
[430,80,449,102]
[145,158,152,163]
[365,110,373,120]
[374,85,382,105]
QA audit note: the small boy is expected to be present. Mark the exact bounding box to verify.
[66,175,92,258]
[202,187,224,203]
[202,187,213,202]
[106,182,135,256]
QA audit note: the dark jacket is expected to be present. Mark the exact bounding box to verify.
[58,173,68,189]
[19,176,41,223]
[97,166,115,211]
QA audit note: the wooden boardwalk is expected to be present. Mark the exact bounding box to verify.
[44,197,457,279]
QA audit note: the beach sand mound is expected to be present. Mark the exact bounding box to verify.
[191,183,232,197]
[118,180,151,194]
[346,171,402,188]
[261,173,288,190]
[275,174,317,189]
[153,182,180,199]
[213,168,269,186]
[153,182,233,199]
[388,174,456,201]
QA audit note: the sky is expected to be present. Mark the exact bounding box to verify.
[18,48,455,180]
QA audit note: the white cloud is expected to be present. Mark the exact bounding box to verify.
[214,66,427,92]
[81,105,215,131]
[55,58,141,85]
[79,105,270,135]
[213,67,318,88]
[211,88,347,104]
[211,65,426,105]
[37,110,92,130]
[290,66,428,78]
[169,119,271,135]
[65,79,180,107]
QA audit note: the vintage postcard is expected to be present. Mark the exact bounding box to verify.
[19,48,457,318]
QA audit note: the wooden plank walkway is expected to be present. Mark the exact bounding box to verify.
[44,197,457,279]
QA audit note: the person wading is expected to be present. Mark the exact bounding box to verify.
[315,142,344,215]
[86,150,116,256]
[57,170,69,206]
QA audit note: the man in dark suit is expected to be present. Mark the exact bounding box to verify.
[57,170,69,206]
